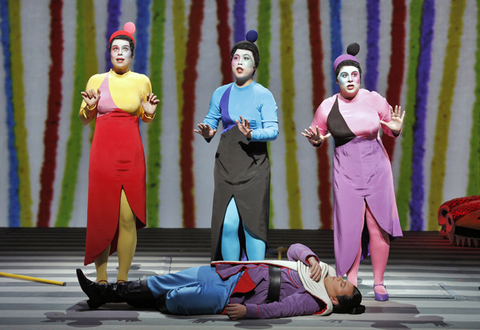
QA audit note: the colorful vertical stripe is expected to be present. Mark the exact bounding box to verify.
[409,0,435,231]
[365,0,380,92]
[396,0,423,230]
[1,0,20,227]
[381,0,407,161]
[256,0,272,87]
[329,0,343,94]
[146,0,166,228]
[7,0,32,227]
[216,0,232,85]
[280,0,302,229]
[428,0,467,229]
[0,1,479,231]
[467,0,480,196]
[37,0,64,227]
[172,0,188,226]
[105,0,121,72]
[307,0,332,229]
[256,0,274,228]
[55,0,98,227]
[134,0,151,75]
[255,0,275,229]
[179,0,205,228]
[233,0,246,43]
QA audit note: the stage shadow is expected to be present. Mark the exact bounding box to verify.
[322,300,451,329]
[42,301,151,328]
[164,314,293,329]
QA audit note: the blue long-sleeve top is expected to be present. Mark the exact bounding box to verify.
[203,81,279,142]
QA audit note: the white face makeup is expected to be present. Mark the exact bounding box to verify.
[110,39,133,74]
[324,276,355,303]
[231,49,255,86]
[337,65,360,99]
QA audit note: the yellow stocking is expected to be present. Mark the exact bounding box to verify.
[94,245,111,283]
[116,189,137,282]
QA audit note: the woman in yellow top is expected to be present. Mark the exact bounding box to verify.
[79,22,159,284]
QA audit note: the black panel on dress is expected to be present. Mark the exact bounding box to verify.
[327,96,357,147]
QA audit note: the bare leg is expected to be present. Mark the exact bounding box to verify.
[116,189,137,282]
[366,205,390,295]
[95,245,111,283]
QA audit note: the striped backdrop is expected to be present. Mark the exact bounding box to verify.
[0,0,478,231]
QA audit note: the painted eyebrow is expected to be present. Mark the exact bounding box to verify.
[234,53,252,57]
[340,71,358,75]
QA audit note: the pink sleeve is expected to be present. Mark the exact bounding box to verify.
[375,92,398,138]
[310,98,334,136]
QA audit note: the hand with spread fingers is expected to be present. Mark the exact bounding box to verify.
[302,125,331,147]
[379,105,405,136]
[235,115,253,139]
[194,123,217,139]
[142,93,160,117]
[81,89,101,108]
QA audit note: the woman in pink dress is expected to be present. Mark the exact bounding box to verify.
[302,43,405,301]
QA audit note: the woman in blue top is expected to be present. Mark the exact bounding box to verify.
[195,30,279,261]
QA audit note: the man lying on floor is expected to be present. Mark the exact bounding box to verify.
[76,243,364,319]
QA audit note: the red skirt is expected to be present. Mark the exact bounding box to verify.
[84,109,146,265]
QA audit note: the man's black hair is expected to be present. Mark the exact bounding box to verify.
[333,285,365,314]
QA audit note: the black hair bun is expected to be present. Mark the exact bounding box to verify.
[346,43,360,56]
[246,30,258,43]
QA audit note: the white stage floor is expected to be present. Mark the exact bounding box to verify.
[0,228,479,329]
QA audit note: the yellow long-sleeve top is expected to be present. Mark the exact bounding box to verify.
[79,69,154,125]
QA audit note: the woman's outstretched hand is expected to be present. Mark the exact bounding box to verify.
[236,115,253,139]
[302,126,331,147]
[142,93,160,117]
[380,105,405,136]
[194,123,217,139]
[81,89,101,108]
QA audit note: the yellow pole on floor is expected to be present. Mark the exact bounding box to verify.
[0,272,66,286]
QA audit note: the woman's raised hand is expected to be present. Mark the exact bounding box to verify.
[81,89,101,108]
[194,123,217,139]
[235,115,253,139]
[142,93,160,117]
[380,105,405,136]
[302,126,331,147]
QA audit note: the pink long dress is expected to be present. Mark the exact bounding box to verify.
[311,89,403,277]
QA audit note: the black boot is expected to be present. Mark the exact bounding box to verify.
[76,268,109,309]
[76,269,156,309]
[111,279,157,308]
